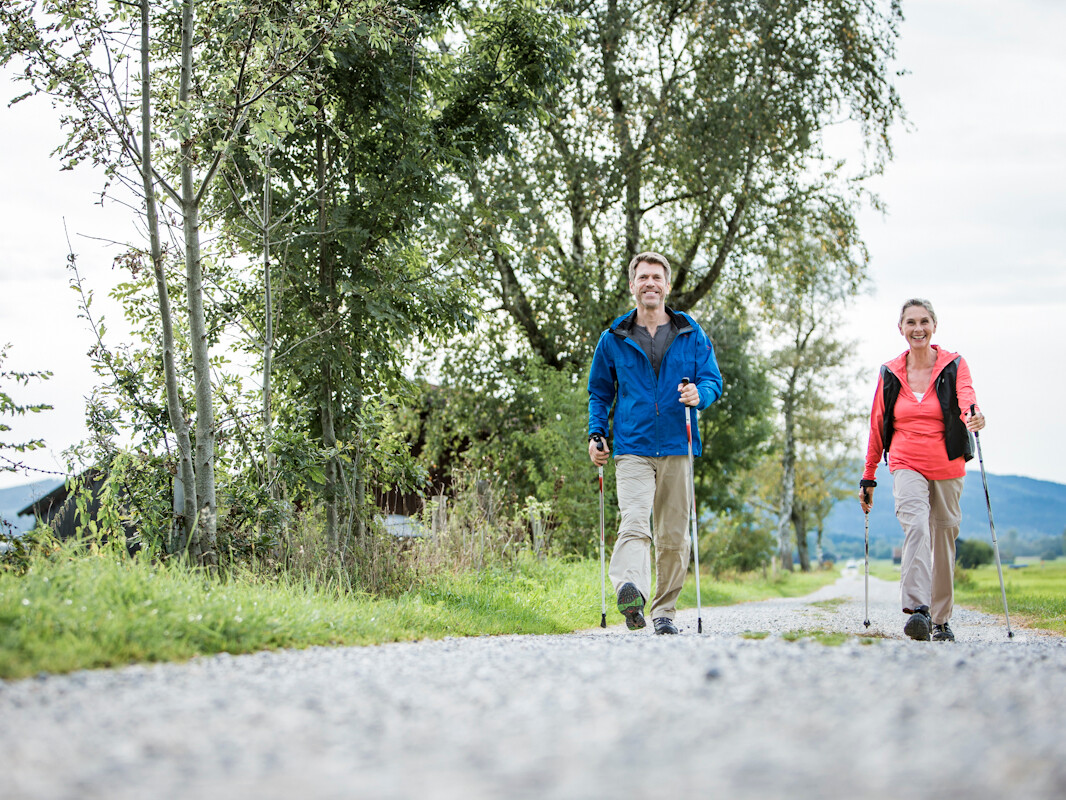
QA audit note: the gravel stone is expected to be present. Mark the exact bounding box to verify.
[1,570,1064,799]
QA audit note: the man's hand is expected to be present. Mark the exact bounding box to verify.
[678,381,699,407]
[589,436,610,466]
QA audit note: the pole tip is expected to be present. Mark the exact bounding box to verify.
[864,620,870,628]
[1008,630,1014,639]
[600,614,607,629]
[697,619,702,633]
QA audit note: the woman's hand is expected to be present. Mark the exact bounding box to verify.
[966,409,986,432]
[859,486,874,514]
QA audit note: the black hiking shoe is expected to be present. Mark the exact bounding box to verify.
[653,617,679,635]
[932,622,955,642]
[617,582,646,630]
[904,605,932,641]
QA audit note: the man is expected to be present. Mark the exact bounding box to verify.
[587,252,722,634]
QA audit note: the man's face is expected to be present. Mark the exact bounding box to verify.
[630,261,670,312]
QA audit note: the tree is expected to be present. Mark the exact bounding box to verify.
[442,0,902,370]
[2,0,403,563]
[209,0,576,552]
[758,223,865,571]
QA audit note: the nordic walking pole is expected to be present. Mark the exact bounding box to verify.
[592,435,607,629]
[971,404,1013,638]
[862,489,870,629]
[682,379,703,634]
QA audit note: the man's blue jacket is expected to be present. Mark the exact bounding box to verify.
[587,308,723,457]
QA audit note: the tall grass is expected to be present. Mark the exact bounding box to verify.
[0,539,603,680]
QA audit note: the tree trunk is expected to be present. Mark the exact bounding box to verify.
[776,391,796,571]
[350,304,365,545]
[315,118,339,550]
[792,503,810,572]
[140,0,197,554]
[262,147,275,489]
[180,0,217,566]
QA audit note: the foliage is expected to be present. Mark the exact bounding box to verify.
[700,507,776,579]
[956,538,994,569]
[752,220,867,570]
[692,306,775,516]
[440,0,903,370]
[0,344,52,475]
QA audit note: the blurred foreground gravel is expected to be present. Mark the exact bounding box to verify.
[2,570,1064,800]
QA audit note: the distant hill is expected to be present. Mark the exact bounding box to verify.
[822,472,1066,560]
[0,478,64,536]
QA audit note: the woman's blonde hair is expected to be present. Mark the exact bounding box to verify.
[899,298,937,325]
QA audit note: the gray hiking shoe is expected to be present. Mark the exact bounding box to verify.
[904,605,932,641]
[653,617,679,635]
[616,582,646,630]
[932,622,955,642]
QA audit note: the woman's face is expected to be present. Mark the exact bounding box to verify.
[899,304,937,351]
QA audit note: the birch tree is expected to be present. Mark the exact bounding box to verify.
[442,0,903,369]
[759,226,864,570]
[1,0,397,564]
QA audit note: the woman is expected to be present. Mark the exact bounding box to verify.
[859,299,985,642]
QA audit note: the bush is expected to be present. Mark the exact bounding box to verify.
[701,512,775,578]
[956,538,993,569]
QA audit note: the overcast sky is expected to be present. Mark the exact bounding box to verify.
[1,0,1064,490]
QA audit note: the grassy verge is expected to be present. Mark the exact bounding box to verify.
[0,546,840,680]
[678,565,839,608]
[954,559,1066,634]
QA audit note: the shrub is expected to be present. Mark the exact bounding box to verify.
[701,511,775,578]
[956,538,994,569]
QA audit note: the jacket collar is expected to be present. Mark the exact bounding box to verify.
[884,344,959,381]
[610,307,693,337]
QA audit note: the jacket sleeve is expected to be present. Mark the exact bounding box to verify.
[955,356,978,418]
[693,324,723,411]
[587,332,616,439]
[863,374,886,483]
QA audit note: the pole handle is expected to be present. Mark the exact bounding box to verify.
[592,434,605,452]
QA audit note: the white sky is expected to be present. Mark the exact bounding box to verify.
[1,0,1065,489]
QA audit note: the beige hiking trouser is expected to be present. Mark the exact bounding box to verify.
[608,454,692,621]
[893,468,965,624]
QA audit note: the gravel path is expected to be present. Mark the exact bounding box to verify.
[2,571,1065,800]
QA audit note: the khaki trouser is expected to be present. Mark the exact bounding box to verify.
[608,454,691,621]
[893,469,965,624]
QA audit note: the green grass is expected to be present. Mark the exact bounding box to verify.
[809,597,847,609]
[954,559,1066,634]
[866,559,899,581]
[0,545,841,680]
[677,566,839,608]
[782,629,848,646]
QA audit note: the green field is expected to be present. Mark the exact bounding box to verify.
[955,558,1066,634]
[864,556,1066,634]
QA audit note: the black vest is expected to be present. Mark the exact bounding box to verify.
[879,356,975,464]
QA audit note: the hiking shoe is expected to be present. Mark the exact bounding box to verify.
[653,617,679,635]
[904,605,932,641]
[932,622,955,642]
[617,582,646,630]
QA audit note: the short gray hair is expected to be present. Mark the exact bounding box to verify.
[628,252,671,284]
[899,298,937,325]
